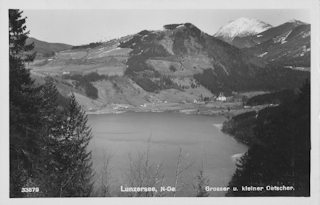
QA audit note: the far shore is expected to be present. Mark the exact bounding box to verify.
[85,101,271,118]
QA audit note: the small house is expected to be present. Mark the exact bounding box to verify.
[217,92,226,102]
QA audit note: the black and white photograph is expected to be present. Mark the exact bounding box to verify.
[1,0,319,204]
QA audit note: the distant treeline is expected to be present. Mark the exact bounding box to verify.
[63,72,119,99]
[63,74,98,99]
[43,51,55,57]
[194,63,310,96]
[34,51,55,60]
[245,89,297,106]
[131,72,181,93]
[72,42,103,50]
[222,79,310,196]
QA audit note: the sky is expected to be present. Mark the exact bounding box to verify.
[21,9,311,46]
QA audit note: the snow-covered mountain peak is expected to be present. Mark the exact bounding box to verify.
[286,19,307,26]
[230,17,256,24]
[214,17,273,40]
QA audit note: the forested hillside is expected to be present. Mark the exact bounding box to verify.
[222,79,310,196]
[72,42,103,50]
[245,89,297,106]
[117,23,309,96]
[194,63,309,96]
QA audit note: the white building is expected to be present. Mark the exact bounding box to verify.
[217,92,226,101]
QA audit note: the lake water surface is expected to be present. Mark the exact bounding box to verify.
[87,112,247,197]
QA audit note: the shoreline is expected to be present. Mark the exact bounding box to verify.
[85,103,231,117]
[84,101,259,118]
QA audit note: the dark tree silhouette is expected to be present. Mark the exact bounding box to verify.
[56,93,94,196]
[9,9,43,197]
[224,79,310,196]
[10,10,95,197]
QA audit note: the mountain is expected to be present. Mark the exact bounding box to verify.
[120,23,249,77]
[233,19,307,48]
[213,17,272,45]
[26,37,73,58]
[29,22,309,110]
[117,23,309,96]
[242,24,310,68]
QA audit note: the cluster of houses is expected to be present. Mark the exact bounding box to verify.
[180,92,229,104]
[208,92,243,103]
[201,92,227,102]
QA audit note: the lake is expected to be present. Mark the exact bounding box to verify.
[87,112,247,197]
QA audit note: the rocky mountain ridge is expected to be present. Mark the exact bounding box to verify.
[232,19,308,48]
[242,24,310,68]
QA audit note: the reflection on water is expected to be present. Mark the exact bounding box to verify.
[87,112,247,197]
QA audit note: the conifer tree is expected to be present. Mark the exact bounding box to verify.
[27,80,95,197]
[29,77,65,196]
[9,9,95,197]
[54,93,94,196]
[9,9,42,197]
[9,9,36,61]
[225,79,310,196]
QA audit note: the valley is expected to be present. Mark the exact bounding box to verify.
[26,51,261,117]
[26,19,310,117]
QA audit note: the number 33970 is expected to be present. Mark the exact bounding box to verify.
[21,187,39,192]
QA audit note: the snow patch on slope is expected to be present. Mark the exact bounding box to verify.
[214,17,272,40]
[272,30,292,44]
[295,46,311,57]
[302,31,310,38]
[258,52,268,57]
